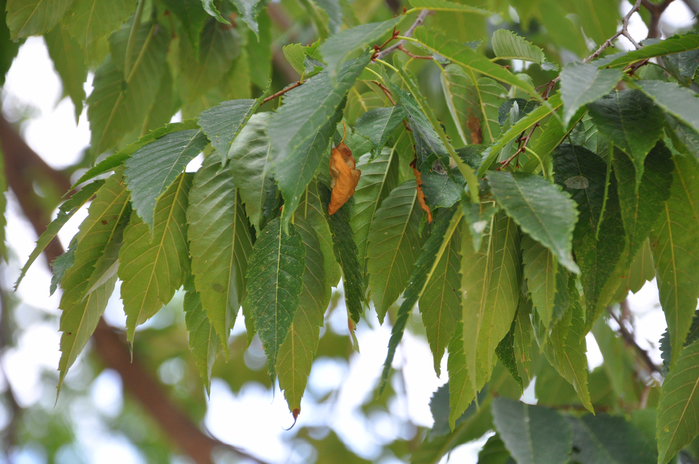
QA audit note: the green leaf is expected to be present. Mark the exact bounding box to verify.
[125,129,208,231]
[408,0,491,13]
[420,221,462,375]
[614,142,673,271]
[666,115,699,160]
[638,80,699,135]
[197,98,258,163]
[491,29,546,64]
[319,184,365,323]
[487,171,579,273]
[461,212,521,393]
[461,197,499,251]
[270,52,371,229]
[521,235,557,329]
[657,341,699,463]
[314,0,342,34]
[160,0,209,55]
[588,90,665,188]
[560,62,623,126]
[230,0,263,36]
[571,0,618,46]
[366,181,424,321]
[6,0,75,39]
[51,239,77,296]
[119,174,192,342]
[492,397,572,464]
[87,22,169,156]
[413,27,541,100]
[45,25,87,120]
[187,155,253,357]
[603,33,699,69]
[318,16,401,75]
[57,173,130,391]
[16,180,104,290]
[276,215,329,414]
[282,40,322,76]
[300,181,342,288]
[440,64,476,146]
[446,323,476,427]
[477,435,514,464]
[202,0,230,23]
[592,317,640,406]
[64,0,133,52]
[225,113,278,232]
[183,277,220,394]
[351,147,399,279]
[553,144,626,326]
[245,217,305,376]
[568,414,656,464]
[353,106,407,159]
[660,309,699,376]
[496,317,523,391]
[651,155,699,370]
[246,10,272,87]
[381,207,460,389]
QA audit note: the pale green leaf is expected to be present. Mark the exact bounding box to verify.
[314,0,342,34]
[270,52,371,229]
[183,277,220,394]
[45,25,87,120]
[461,212,520,394]
[657,342,699,463]
[572,0,618,46]
[197,98,258,163]
[492,29,546,64]
[57,173,130,391]
[6,0,75,38]
[487,171,579,273]
[588,90,665,188]
[187,155,253,357]
[230,0,263,36]
[318,16,401,75]
[651,155,699,370]
[125,129,208,230]
[367,181,424,321]
[245,217,305,376]
[492,397,572,464]
[446,323,476,428]
[64,0,135,57]
[560,62,622,126]
[409,0,490,13]
[119,174,191,342]
[276,215,329,414]
[638,80,699,135]
[86,22,169,156]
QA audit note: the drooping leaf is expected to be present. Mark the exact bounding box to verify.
[560,62,622,126]
[125,129,208,230]
[45,25,87,120]
[183,277,220,394]
[461,211,521,393]
[318,16,401,75]
[270,52,371,229]
[160,0,209,55]
[197,98,258,163]
[568,414,656,464]
[446,323,476,427]
[366,181,424,321]
[491,29,546,64]
[587,90,665,188]
[300,181,342,288]
[119,174,192,342]
[638,79,699,135]
[613,142,674,271]
[245,217,305,377]
[492,397,572,464]
[246,10,272,87]
[6,0,75,39]
[201,0,229,23]
[351,147,399,278]
[487,171,579,273]
[495,317,523,391]
[461,197,499,251]
[420,221,462,375]
[353,106,407,159]
[276,215,329,414]
[440,64,476,146]
[651,155,699,370]
[50,239,77,296]
[660,309,699,376]
[57,173,131,391]
[657,341,699,464]
[553,144,626,326]
[521,235,557,329]
[187,155,253,357]
[319,184,365,323]
[16,180,104,290]
[86,21,169,156]
[230,0,263,36]
[380,207,460,389]
[603,33,699,69]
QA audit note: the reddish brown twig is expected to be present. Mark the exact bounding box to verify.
[375,27,401,51]
[262,80,304,104]
[499,122,540,169]
[397,44,433,60]
[372,81,412,132]
[376,10,432,60]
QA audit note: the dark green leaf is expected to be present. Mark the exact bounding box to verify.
[197,98,258,163]
[245,217,305,377]
[660,309,699,376]
[560,62,622,126]
[638,80,699,135]
[51,239,77,296]
[492,397,572,464]
[495,317,523,391]
[478,435,515,464]
[161,0,209,55]
[353,106,407,159]
[202,0,230,23]
[125,129,208,230]
[246,10,272,87]
[603,33,699,69]
[270,52,371,229]
[569,414,656,464]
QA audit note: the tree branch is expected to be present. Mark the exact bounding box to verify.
[376,10,431,60]
[0,111,268,464]
[641,0,676,39]
[607,305,662,377]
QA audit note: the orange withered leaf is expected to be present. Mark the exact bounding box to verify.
[411,158,432,223]
[328,142,361,215]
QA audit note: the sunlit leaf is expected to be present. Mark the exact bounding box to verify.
[183,277,220,394]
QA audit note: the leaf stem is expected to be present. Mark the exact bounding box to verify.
[376,10,431,60]
[262,80,305,104]
[124,0,146,79]
[374,59,398,73]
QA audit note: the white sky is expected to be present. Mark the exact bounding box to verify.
[0,2,695,463]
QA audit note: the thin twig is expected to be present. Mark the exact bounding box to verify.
[607,306,662,376]
[372,81,413,132]
[499,122,540,169]
[262,80,304,104]
[397,44,433,60]
[376,10,431,60]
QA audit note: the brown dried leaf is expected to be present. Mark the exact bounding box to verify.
[328,142,361,215]
[411,158,433,223]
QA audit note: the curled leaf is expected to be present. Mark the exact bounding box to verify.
[411,158,433,223]
[328,142,361,215]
